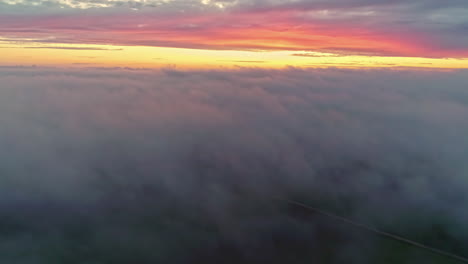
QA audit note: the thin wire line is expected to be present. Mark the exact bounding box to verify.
[280,198,468,263]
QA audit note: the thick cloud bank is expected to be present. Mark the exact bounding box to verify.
[0,67,467,263]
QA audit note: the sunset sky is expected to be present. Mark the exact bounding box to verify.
[2,1,468,263]
[1,0,468,68]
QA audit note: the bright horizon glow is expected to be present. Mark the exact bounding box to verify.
[2,41,468,69]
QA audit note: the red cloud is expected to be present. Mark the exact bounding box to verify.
[1,9,467,58]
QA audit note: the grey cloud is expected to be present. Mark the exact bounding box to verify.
[0,66,467,263]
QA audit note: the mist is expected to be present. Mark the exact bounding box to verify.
[0,66,467,263]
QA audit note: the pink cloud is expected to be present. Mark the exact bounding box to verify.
[1,9,467,58]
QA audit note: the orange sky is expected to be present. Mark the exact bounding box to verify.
[1,41,468,69]
[1,1,468,69]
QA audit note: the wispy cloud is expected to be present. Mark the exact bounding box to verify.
[22,46,123,50]
[1,1,468,58]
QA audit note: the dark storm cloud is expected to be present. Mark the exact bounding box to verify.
[0,66,467,263]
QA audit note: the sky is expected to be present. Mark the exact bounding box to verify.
[1,0,468,68]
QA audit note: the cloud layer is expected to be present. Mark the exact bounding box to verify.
[0,66,467,263]
[1,0,468,58]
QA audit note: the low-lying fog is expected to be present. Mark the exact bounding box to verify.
[0,67,467,263]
